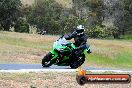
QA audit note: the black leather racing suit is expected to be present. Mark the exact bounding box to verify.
[64,31,88,56]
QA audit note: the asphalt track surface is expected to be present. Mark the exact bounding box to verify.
[0,64,132,73]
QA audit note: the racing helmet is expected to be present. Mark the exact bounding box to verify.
[76,25,85,35]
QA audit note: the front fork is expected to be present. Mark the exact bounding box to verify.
[49,50,60,63]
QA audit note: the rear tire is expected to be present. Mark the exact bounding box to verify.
[70,54,85,69]
[42,52,52,67]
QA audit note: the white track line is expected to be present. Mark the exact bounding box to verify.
[0,69,132,73]
[0,69,77,73]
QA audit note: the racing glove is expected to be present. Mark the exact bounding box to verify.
[87,49,92,54]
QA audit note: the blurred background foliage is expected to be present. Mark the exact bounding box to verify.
[0,0,131,39]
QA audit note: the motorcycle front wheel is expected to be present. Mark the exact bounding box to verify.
[42,52,52,67]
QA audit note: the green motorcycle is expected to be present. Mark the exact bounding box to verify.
[42,36,90,69]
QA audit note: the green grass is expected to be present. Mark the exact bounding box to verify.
[110,35,132,42]
[85,39,132,69]
[0,31,132,69]
[121,35,132,40]
[86,52,132,69]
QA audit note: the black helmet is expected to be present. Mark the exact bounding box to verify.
[76,25,85,35]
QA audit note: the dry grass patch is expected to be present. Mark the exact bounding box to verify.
[0,72,131,88]
[55,0,73,8]
[0,31,132,68]
[21,0,34,5]
[21,0,73,8]
[0,32,54,64]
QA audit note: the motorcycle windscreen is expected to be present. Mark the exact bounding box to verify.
[53,37,69,49]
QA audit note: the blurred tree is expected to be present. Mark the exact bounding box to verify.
[72,0,105,38]
[27,0,63,34]
[87,0,104,27]
[120,0,132,35]
[15,0,131,38]
[14,17,29,33]
[0,0,22,31]
[111,0,132,38]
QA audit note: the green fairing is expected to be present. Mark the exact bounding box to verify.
[50,50,58,59]
[42,37,91,68]
[49,38,73,64]
[48,37,89,66]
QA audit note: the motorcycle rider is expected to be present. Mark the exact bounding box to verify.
[64,25,91,57]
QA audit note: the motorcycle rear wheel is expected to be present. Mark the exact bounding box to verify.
[42,52,52,67]
[70,54,85,69]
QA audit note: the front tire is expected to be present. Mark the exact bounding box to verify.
[42,52,52,67]
[70,54,85,69]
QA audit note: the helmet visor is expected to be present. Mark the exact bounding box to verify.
[76,29,84,33]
